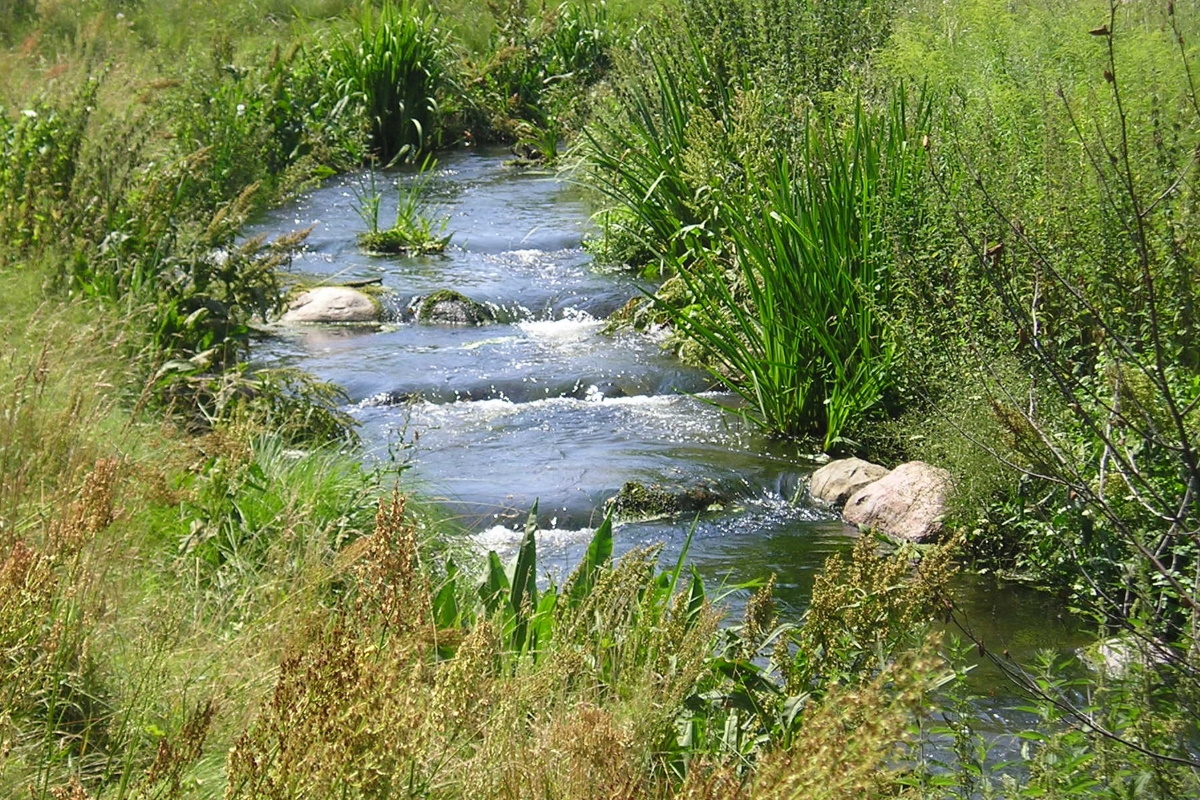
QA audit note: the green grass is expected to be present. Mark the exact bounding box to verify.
[322,0,450,162]
[355,157,452,254]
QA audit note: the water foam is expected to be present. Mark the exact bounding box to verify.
[472,525,596,553]
[515,308,603,342]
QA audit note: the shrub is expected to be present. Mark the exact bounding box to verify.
[0,81,97,255]
[455,0,622,147]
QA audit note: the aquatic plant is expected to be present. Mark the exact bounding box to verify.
[658,93,929,449]
[355,157,451,254]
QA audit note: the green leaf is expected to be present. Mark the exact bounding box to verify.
[432,558,461,628]
[567,507,614,608]
[685,567,706,631]
[510,501,539,617]
[510,501,539,653]
[479,550,510,616]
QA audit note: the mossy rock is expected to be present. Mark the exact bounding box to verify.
[603,296,645,333]
[608,480,725,522]
[358,229,448,255]
[416,289,496,326]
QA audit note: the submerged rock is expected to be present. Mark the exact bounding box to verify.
[281,286,381,323]
[415,289,496,326]
[842,461,952,543]
[1082,635,1174,679]
[608,480,725,521]
[809,457,890,507]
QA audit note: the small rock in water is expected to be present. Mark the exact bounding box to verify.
[842,460,952,543]
[809,457,890,507]
[415,289,496,326]
[280,286,381,324]
[608,480,725,521]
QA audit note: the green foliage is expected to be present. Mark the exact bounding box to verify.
[176,435,376,600]
[659,534,955,787]
[912,642,1200,799]
[585,0,896,270]
[677,0,893,101]
[653,93,929,447]
[435,506,650,663]
[321,0,449,162]
[585,43,724,269]
[169,39,361,205]
[1,40,356,425]
[0,83,97,254]
[355,157,451,254]
[455,0,622,148]
[885,0,1200,632]
[0,0,37,42]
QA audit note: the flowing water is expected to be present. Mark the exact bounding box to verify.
[249,148,1089,741]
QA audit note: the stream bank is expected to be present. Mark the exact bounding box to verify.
[249,145,1088,681]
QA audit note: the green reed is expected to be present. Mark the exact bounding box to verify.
[584,40,733,270]
[323,0,449,163]
[662,93,929,448]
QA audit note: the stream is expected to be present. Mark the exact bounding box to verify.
[248,147,1090,747]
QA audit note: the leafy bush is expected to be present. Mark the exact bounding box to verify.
[455,0,622,148]
[169,40,358,205]
[0,82,97,255]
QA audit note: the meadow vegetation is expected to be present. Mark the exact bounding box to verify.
[3,0,1200,797]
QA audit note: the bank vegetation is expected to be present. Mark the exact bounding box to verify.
[2,0,1199,797]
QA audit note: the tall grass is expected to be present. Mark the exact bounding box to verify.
[650,94,929,448]
[585,43,733,270]
[323,0,449,162]
[585,0,896,270]
[587,0,931,447]
[0,327,384,794]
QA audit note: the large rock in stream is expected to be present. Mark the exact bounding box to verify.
[842,460,952,544]
[281,286,381,323]
[809,457,890,507]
